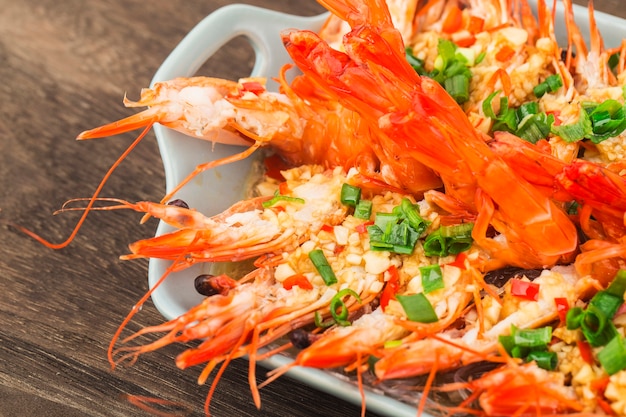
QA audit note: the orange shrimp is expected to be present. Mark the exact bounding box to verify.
[445,361,584,416]
[488,131,626,284]
[373,265,595,381]
[282,0,578,270]
[59,165,350,269]
[77,69,442,205]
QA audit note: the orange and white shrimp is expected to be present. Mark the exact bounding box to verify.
[283,0,578,270]
[77,69,442,203]
[267,260,481,380]
[446,361,584,416]
[488,131,626,283]
[319,0,423,50]
[373,265,595,381]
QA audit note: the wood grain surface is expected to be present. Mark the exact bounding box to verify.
[0,1,623,416]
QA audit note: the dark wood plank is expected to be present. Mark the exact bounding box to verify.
[0,1,622,416]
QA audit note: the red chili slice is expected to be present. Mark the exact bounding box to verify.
[447,252,467,270]
[283,274,313,291]
[355,221,374,234]
[510,278,540,301]
[577,340,594,365]
[380,265,401,311]
[241,81,265,95]
[554,297,570,322]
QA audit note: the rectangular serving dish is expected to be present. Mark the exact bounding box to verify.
[147,2,626,416]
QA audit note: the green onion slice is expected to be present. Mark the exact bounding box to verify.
[527,351,558,371]
[514,326,552,349]
[420,264,444,294]
[354,199,372,220]
[598,335,626,375]
[367,199,428,255]
[262,190,305,208]
[340,183,361,207]
[533,74,563,98]
[308,249,337,285]
[314,311,335,328]
[396,293,439,323]
[329,288,361,326]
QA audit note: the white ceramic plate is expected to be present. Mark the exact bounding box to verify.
[147,3,625,416]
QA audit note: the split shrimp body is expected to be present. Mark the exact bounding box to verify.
[78,76,296,147]
[554,0,626,164]
[285,260,480,372]
[374,265,594,381]
[452,361,583,416]
[108,165,349,267]
[78,72,442,204]
[283,0,578,269]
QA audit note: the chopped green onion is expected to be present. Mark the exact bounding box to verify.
[444,73,470,104]
[424,223,474,257]
[585,99,626,143]
[384,340,403,349]
[407,39,473,104]
[367,199,428,255]
[405,47,428,75]
[484,90,554,143]
[329,288,362,326]
[423,228,446,257]
[308,249,337,285]
[420,264,444,294]
[516,113,555,144]
[551,108,592,142]
[514,326,552,349]
[589,291,623,322]
[533,74,562,98]
[527,351,558,371]
[567,270,626,347]
[515,102,539,120]
[598,335,626,375]
[511,345,529,359]
[367,225,394,250]
[354,199,372,220]
[606,270,626,298]
[400,199,429,236]
[552,99,626,144]
[483,92,517,132]
[609,52,620,73]
[566,201,580,215]
[499,325,555,367]
[566,306,585,330]
[262,190,305,208]
[581,306,618,347]
[340,183,361,207]
[314,311,335,328]
[440,222,473,238]
[396,293,439,323]
[475,51,487,65]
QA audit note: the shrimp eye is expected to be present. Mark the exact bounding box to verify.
[194,274,222,297]
[288,329,312,349]
[167,199,189,209]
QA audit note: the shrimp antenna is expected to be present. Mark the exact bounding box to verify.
[9,124,153,249]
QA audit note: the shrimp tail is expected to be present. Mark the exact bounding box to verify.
[77,107,159,139]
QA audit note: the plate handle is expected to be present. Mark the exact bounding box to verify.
[151,4,328,91]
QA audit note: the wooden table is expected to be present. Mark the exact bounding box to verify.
[1,1,623,416]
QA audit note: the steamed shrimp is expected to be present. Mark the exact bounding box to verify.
[108,164,445,413]
[35,0,626,416]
